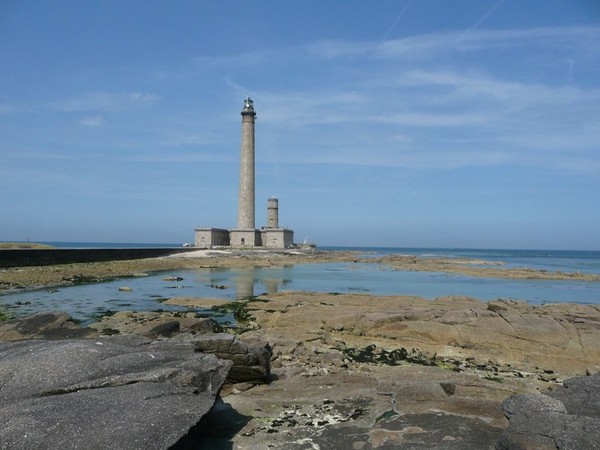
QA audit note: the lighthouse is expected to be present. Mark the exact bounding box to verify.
[230,97,261,247]
[195,98,296,249]
[237,97,256,230]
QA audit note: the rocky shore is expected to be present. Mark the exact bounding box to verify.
[2,250,600,448]
[374,253,600,282]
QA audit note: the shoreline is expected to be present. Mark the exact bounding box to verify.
[0,250,359,293]
[1,249,599,294]
[373,253,600,282]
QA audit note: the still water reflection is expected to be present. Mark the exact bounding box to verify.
[193,266,294,299]
[2,262,600,325]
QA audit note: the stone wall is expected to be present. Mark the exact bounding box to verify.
[194,228,231,248]
[0,248,195,268]
[230,230,262,248]
[261,229,294,249]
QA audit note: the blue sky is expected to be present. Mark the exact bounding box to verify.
[1,1,599,249]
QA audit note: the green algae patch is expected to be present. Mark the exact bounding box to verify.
[342,344,436,366]
[375,409,399,423]
[211,296,268,333]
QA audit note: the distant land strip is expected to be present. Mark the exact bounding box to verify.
[0,242,54,250]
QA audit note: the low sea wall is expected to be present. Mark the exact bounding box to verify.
[0,248,196,268]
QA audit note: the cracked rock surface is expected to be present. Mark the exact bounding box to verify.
[497,372,600,450]
[191,290,600,448]
[200,363,515,449]
[0,337,232,450]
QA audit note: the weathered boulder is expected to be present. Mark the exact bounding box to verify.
[178,333,272,384]
[88,310,220,337]
[2,311,271,387]
[496,372,600,449]
[0,337,232,449]
[87,311,272,384]
[0,311,98,341]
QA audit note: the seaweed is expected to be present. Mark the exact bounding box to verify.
[342,344,437,367]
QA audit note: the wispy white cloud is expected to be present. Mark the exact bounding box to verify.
[451,26,600,52]
[128,92,159,103]
[130,23,596,176]
[0,103,18,114]
[367,112,488,127]
[48,91,160,113]
[392,70,600,106]
[459,0,504,38]
[123,151,234,164]
[9,24,597,176]
[192,49,271,70]
[3,148,83,161]
[306,40,374,59]
[256,90,369,126]
[385,133,413,144]
[234,23,599,174]
[78,115,103,126]
[159,134,222,147]
[261,143,514,170]
[308,26,600,60]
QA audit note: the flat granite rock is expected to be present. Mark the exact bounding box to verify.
[497,373,600,450]
[0,336,232,450]
[88,310,220,337]
[196,363,515,449]
[0,311,98,341]
[240,291,600,379]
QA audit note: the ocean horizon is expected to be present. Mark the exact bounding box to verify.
[38,242,600,274]
[41,241,600,254]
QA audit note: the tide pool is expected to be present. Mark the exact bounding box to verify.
[2,262,600,325]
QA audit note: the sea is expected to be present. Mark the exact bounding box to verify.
[2,243,599,325]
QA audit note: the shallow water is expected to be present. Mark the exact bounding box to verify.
[2,262,600,325]
[327,247,600,275]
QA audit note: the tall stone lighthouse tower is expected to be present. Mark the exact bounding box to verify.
[195,98,296,249]
[230,97,260,247]
[237,97,256,229]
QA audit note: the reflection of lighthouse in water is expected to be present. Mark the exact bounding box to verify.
[234,269,255,299]
[231,266,292,299]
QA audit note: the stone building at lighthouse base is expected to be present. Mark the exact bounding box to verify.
[195,198,294,249]
[194,227,293,249]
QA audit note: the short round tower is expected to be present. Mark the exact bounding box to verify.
[267,197,279,229]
